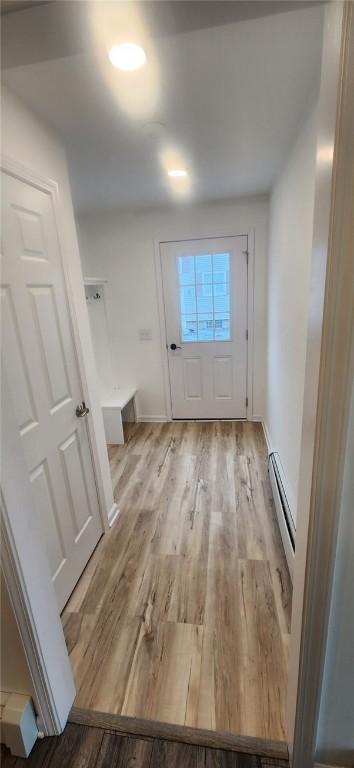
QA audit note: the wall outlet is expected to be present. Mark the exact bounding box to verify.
[139,328,152,341]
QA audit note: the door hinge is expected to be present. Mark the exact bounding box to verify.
[246,397,249,408]
[245,329,248,341]
[243,249,249,265]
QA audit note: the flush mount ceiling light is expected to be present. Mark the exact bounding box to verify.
[108,43,146,71]
[167,169,188,177]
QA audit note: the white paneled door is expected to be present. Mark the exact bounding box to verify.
[161,236,248,419]
[1,168,102,612]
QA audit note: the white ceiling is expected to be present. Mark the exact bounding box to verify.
[2,1,324,212]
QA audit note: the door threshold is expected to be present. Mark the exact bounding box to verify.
[69,706,288,760]
[171,418,248,422]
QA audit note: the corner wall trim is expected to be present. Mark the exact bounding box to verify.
[137,415,168,423]
[108,503,120,528]
[314,764,346,768]
[261,421,273,455]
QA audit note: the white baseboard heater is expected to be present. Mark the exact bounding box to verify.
[268,452,295,579]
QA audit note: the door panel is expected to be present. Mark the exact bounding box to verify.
[161,236,248,419]
[183,357,202,399]
[1,169,102,611]
[213,356,233,399]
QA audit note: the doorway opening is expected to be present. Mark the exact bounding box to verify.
[3,0,345,763]
[160,236,250,420]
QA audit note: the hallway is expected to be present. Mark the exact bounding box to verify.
[62,422,291,742]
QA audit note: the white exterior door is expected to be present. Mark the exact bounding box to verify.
[1,168,102,612]
[161,236,248,419]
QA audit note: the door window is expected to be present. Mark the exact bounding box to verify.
[178,253,230,342]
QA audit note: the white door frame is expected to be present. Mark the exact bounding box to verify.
[1,0,351,753]
[154,229,255,421]
[288,2,354,765]
[0,155,117,532]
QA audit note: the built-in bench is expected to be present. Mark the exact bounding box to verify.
[101,387,137,445]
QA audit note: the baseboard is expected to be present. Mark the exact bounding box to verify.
[137,415,168,422]
[69,706,288,760]
[314,763,347,768]
[261,421,273,454]
[262,423,296,524]
[107,503,120,528]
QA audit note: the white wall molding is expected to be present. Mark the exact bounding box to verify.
[137,415,168,423]
[246,228,256,420]
[314,764,346,768]
[153,239,173,422]
[261,421,273,454]
[107,503,120,528]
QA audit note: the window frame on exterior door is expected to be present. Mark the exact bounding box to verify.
[154,230,256,422]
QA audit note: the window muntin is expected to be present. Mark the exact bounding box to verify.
[178,252,231,342]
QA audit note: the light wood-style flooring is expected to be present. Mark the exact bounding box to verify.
[62,422,292,743]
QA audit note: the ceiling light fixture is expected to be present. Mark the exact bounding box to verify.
[108,43,146,71]
[167,169,188,178]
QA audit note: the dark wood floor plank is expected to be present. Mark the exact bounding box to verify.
[96,732,153,768]
[1,744,18,767]
[115,736,154,767]
[69,706,289,759]
[95,732,123,767]
[151,738,205,768]
[42,723,103,768]
[206,747,261,766]
[1,725,289,767]
[1,735,58,767]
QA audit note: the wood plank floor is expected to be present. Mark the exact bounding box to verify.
[62,422,292,742]
[1,722,289,767]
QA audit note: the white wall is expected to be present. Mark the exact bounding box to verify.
[2,86,115,528]
[315,378,354,766]
[77,196,269,420]
[0,572,33,698]
[85,284,114,396]
[265,108,318,523]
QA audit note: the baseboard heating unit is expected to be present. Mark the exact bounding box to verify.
[268,452,295,579]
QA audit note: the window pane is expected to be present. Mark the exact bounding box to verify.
[181,314,197,342]
[196,283,213,314]
[215,322,230,340]
[213,283,230,313]
[178,255,195,285]
[213,252,230,283]
[177,251,231,342]
[195,254,212,284]
[179,285,196,315]
[197,314,213,341]
[214,313,230,340]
